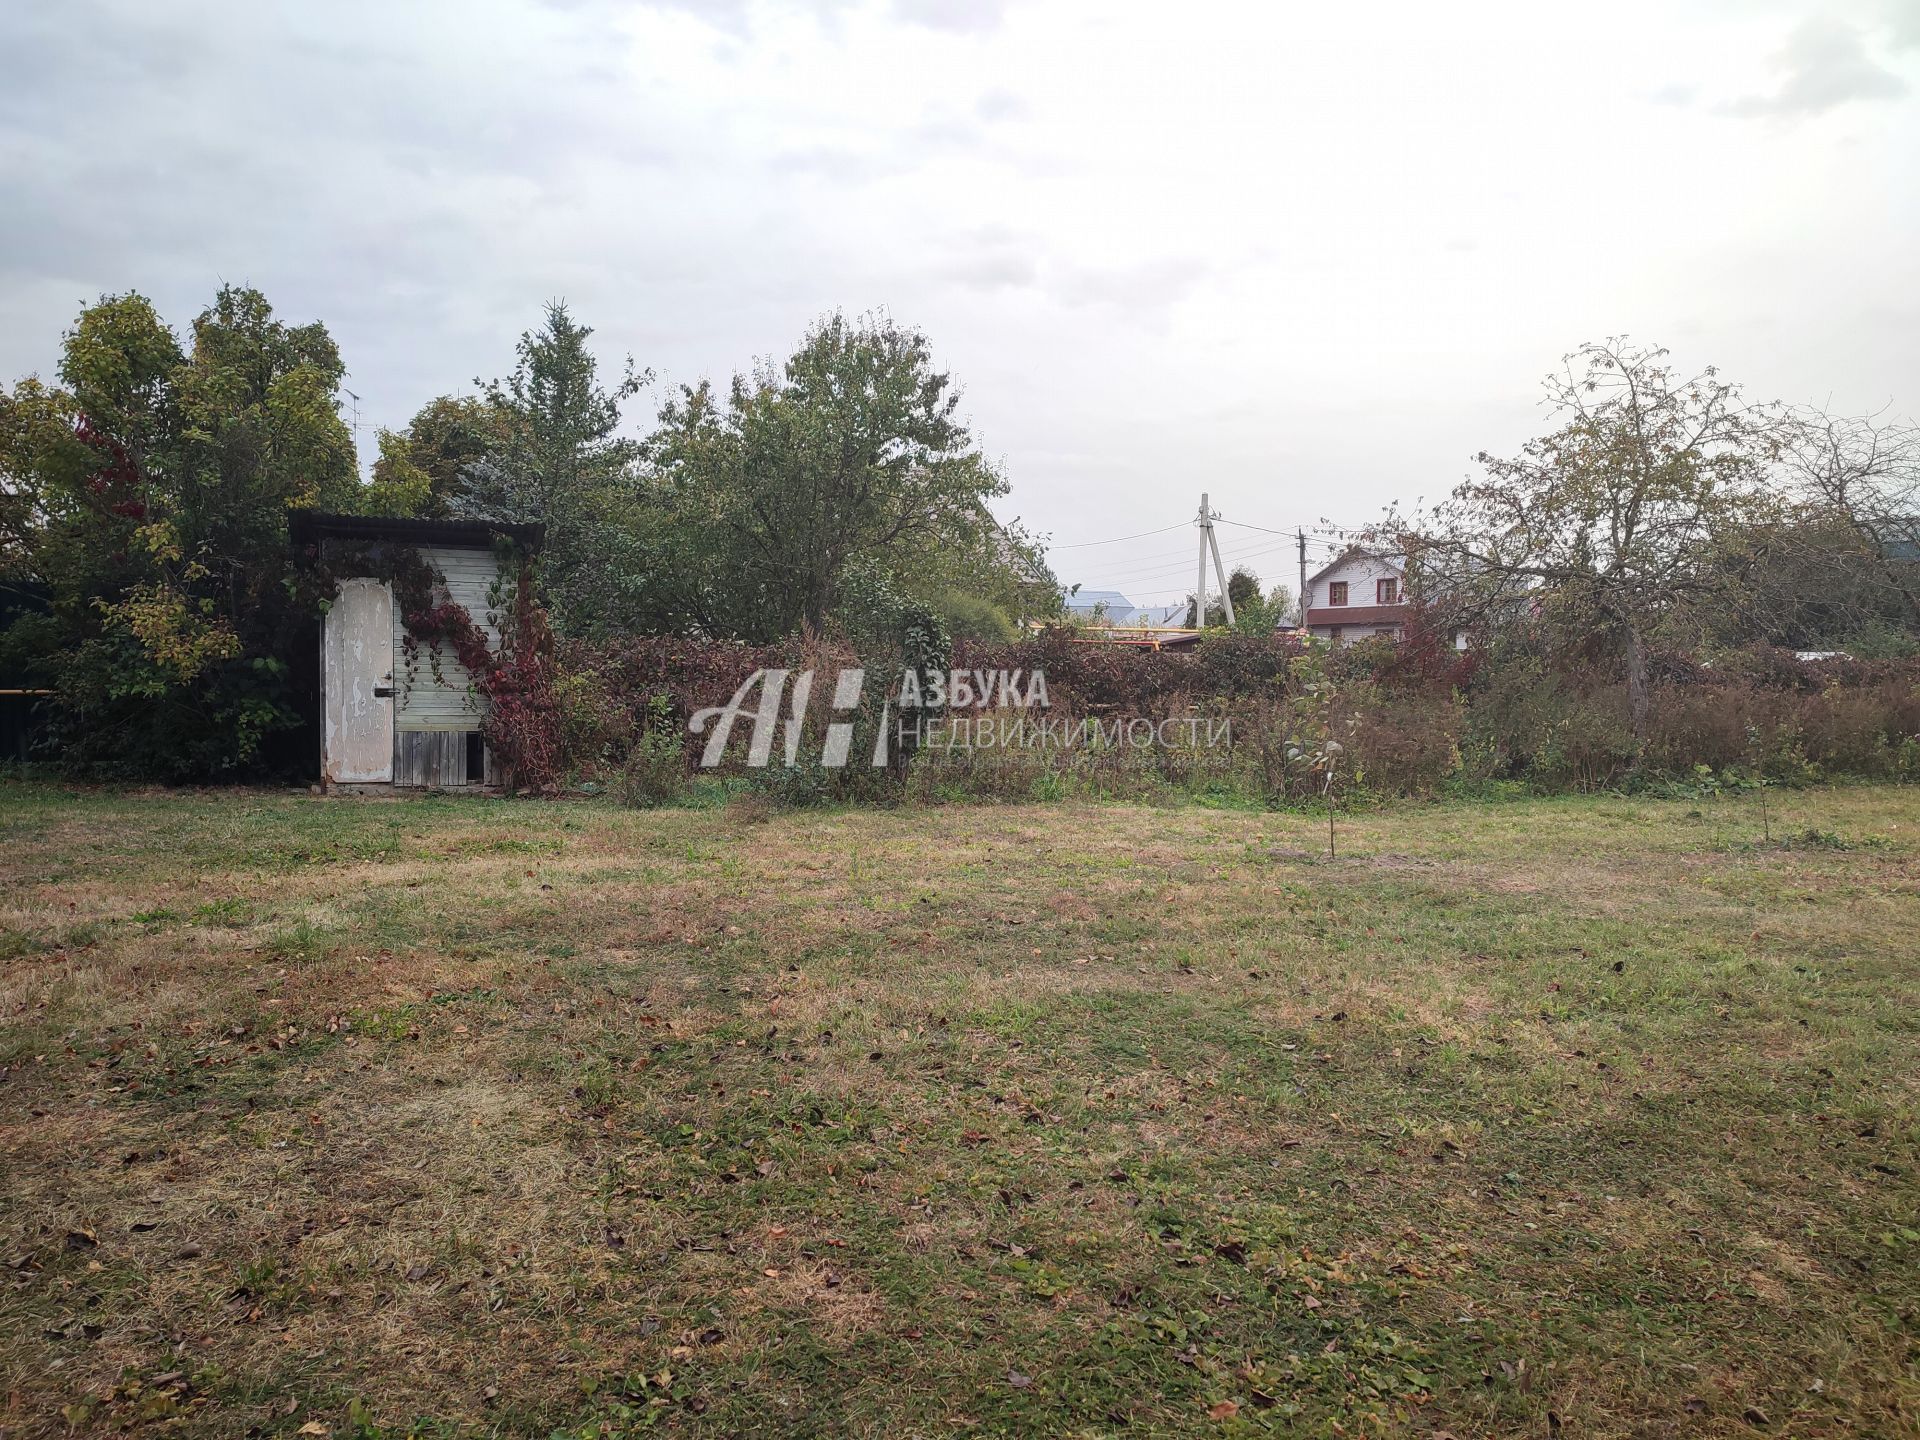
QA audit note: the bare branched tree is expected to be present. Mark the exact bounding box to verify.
[1774,407,1920,625]
[1388,339,1780,744]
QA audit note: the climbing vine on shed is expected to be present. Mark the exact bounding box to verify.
[297,537,562,792]
[408,564,562,794]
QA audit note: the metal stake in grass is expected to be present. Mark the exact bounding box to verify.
[1744,725,1770,845]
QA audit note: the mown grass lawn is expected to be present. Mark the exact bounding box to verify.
[1,782,1916,1439]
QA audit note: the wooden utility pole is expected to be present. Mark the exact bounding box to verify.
[1195,493,1234,626]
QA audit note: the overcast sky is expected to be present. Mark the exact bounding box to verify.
[3,0,1917,603]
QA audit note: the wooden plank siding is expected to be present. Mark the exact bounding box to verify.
[392,729,484,788]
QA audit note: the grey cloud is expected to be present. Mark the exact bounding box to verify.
[1889,0,1920,48]
[974,87,1028,122]
[1046,256,1211,315]
[1,0,675,187]
[0,0,718,443]
[942,252,1038,290]
[773,143,905,181]
[614,0,753,32]
[934,230,1040,291]
[892,0,1011,34]
[1722,17,1908,117]
[911,115,987,148]
[769,104,1004,184]
[620,0,880,41]
[623,0,1017,41]
[918,228,1206,311]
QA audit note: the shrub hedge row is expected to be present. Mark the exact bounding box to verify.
[554,628,1920,804]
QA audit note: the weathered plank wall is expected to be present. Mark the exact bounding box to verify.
[392,729,482,788]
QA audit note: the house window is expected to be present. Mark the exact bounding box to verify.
[1377,577,1398,604]
[1328,581,1348,606]
[1328,625,1343,643]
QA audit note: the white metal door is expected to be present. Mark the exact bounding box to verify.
[322,578,394,783]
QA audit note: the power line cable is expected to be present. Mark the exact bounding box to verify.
[1076,537,1302,592]
[1090,536,1297,583]
[1045,521,1191,550]
[1070,541,1234,577]
[1063,546,1209,586]
[1215,516,1361,542]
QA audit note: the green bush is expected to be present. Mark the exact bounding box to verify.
[934,590,1017,643]
[614,695,686,809]
[553,629,1920,806]
[554,666,634,780]
[1537,696,1637,791]
[1347,694,1463,796]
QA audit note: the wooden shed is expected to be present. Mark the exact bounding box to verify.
[292,512,543,790]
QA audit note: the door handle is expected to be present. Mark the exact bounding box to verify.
[373,685,394,698]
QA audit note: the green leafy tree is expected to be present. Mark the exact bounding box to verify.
[1227,565,1260,614]
[367,395,508,518]
[647,311,1041,641]
[362,430,433,518]
[0,286,357,776]
[1231,577,1295,634]
[1184,567,1287,630]
[455,302,645,634]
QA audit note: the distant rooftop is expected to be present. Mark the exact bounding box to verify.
[1062,589,1201,629]
[1064,588,1139,624]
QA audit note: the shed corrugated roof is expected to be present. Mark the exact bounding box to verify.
[290,511,545,551]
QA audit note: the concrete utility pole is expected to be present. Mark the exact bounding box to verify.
[1297,529,1308,627]
[1194,493,1234,626]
